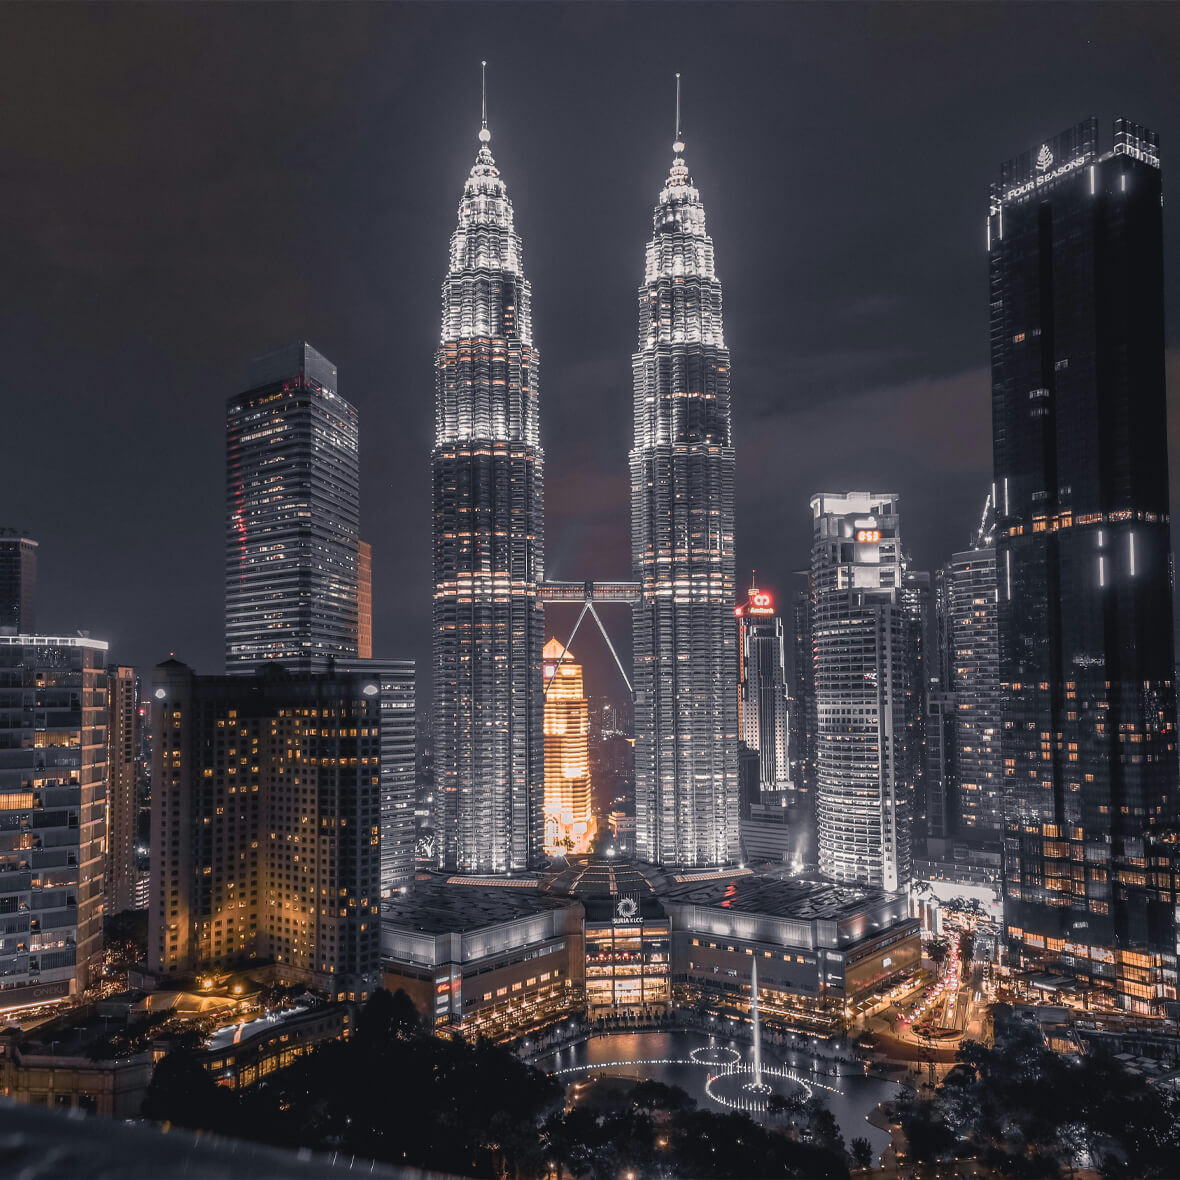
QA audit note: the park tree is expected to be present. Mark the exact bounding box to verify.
[849,1136,874,1170]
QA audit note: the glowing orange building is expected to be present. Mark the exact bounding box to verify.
[542,639,595,855]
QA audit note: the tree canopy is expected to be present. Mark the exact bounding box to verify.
[897,1006,1180,1178]
[143,991,854,1178]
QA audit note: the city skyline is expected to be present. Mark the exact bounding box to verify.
[7,4,1180,705]
[4,7,1180,1171]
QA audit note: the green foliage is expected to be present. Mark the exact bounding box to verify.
[102,909,148,978]
[142,993,854,1178]
[104,908,148,951]
[849,1136,874,1169]
[141,1046,236,1129]
[913,1008,1180,1177]
[628,1079,695,1112]
[661,1106,849,1180]
[143,989,562,1177]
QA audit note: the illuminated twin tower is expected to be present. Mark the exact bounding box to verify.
[431,74,737,874]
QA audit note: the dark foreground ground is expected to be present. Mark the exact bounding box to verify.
[0,1097,467,1180]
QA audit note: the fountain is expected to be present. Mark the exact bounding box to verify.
[543,946,873,1122]
[743,957,771,1095]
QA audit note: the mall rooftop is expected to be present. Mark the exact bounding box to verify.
[660,874,890,921]
[382,877,578,937]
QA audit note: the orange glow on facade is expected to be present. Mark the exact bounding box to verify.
[542,639,595,855]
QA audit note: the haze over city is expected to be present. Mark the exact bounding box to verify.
[4,4,1180,1178]
[5,3,1180,700]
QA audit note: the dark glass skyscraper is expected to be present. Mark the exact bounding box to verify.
[631,121,738,869]
[0,529,37,635]
[989,119,1179,1012]
[225,342,360,673]
[945,505,1002,843]
[790,586,816,804]
[432,105,544,874]
[736,580,790,793]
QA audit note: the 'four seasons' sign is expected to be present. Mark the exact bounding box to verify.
[1004,151,1088,202]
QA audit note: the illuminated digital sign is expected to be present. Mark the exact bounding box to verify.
[737,590,775,618]
[1002,153,1087,202]
[856,530,881,543]
[749,591,773,616]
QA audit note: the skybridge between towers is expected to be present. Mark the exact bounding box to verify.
[538,580,639,699]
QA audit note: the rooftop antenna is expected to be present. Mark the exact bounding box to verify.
[479,60,490,143]
[674,72,683,149]
[750,569,757,591]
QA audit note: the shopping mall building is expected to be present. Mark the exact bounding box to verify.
[381,859,919,1040]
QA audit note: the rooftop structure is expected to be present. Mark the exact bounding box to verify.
[381,877,577,937]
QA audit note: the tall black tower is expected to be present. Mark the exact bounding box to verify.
[989,119,1179,1013]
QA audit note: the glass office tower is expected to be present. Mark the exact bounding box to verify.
[989,119,1179,1012]
[945,508,1002,842]
[631,126,738,869]
[811,492,913,894]
[0,529,37,635]
[0,635,107,1011]
[736,581,790,793]
[431,111,545,874]
[225,341,360,673]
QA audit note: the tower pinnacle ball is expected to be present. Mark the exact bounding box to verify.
[479,59,490,143]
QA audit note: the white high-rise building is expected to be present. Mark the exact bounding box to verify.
[810,492,913,893]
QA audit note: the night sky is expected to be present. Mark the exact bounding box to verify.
[4,2,1180,706]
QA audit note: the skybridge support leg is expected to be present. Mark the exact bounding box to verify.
[587,602,633,699]
[545,603,589,698]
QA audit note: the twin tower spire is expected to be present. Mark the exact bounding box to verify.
[474,62,684,158]
[431,67,736,875]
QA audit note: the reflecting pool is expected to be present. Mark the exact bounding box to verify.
[538,1029,899,1155]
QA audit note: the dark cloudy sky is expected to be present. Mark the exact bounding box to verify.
[4,2,1180,706]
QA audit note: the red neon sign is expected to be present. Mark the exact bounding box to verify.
[745,590,774,616]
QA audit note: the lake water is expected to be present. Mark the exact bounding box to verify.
[538,1029,898,1155]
